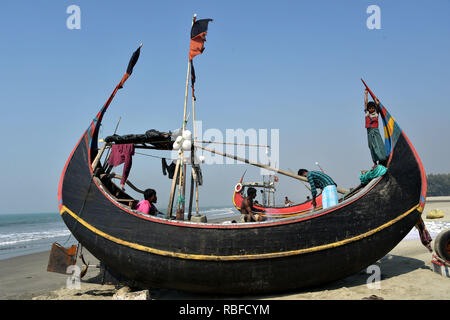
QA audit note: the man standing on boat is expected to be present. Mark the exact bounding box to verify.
[240,187,265,222]
[298,169,338,209]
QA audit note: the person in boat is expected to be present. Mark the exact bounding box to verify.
[364,89,387,169]
[360,164,387,185]
[240,187,265,222]
[284,196,293,206]
[136,188,159,216]
[298,169,338,209]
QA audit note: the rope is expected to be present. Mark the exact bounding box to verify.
[177,195,185,205]
[195,140,270,148]
[134,152,176,161]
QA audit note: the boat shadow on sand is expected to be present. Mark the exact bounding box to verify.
[284,253,430,294]
[79,253,429,300]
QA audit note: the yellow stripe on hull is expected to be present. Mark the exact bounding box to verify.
[60,204,420,261]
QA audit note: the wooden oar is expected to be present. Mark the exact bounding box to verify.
[195,144,349,194]
[288,168,311,191]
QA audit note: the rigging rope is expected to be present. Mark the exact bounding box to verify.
[195,140,270,148]
[134,152,176,161]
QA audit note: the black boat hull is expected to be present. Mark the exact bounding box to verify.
[58,126,426,294]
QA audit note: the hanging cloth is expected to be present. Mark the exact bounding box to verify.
[108,144,135,186]
[162,158,177,179]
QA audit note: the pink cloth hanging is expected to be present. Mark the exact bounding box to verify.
[107,144,135,186]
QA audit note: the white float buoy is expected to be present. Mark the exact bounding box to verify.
[182,139,192,151]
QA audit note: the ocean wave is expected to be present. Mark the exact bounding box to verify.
[0,213,60,228]
[0,229,71,247]
[199,207,238,218]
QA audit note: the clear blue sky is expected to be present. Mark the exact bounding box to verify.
[0,0,449,214]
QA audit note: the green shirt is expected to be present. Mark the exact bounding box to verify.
[306,171,337,198]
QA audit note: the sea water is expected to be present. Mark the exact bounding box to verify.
[0,212,76,261]
[0,207,239,261]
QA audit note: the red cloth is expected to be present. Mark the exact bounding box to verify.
[415,218,433,252]
[365,114,379,129]
[107,144,135,186]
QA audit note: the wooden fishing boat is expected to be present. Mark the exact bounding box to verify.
[232,173,324,218]
[57,43,427,294]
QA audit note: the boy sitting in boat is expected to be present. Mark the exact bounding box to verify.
[240,187,265,222]
[284,196,294,206]
[298,169,338,209]
[136,189,159,216]
[364,89,387,169]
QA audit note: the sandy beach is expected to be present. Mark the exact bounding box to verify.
[1,198,449,301]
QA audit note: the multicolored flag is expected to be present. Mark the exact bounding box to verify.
[189,18,213,60]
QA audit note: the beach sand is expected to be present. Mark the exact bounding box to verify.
[1,200,449,300]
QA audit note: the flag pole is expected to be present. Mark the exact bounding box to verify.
[189,13,205,219]
[175,14,197,219]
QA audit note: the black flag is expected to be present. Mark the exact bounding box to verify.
[126,44,142,76]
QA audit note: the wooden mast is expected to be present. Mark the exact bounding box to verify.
[169,14,197,219]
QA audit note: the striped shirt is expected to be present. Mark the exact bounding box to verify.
[306,171,337,198]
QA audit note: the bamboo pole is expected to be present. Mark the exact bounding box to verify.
[195,144,350,195]
[180,163,187,219]
[194,169,200,216]
[289,167,311,191]
[189,76,199,219]
[188,15,202,220]
[102,173,144,194]
[188,170,194,220]
[102,116,122,169]
[167,159,181,218]
[175,15,196,213]
[181,59,191,132]
[176,60,191,212]
[91,143,108,170]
